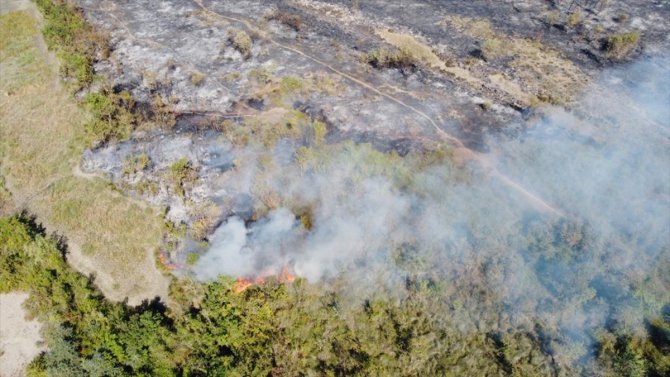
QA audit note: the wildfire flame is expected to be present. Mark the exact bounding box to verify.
[159,253,177,271]
[233,265,297,293]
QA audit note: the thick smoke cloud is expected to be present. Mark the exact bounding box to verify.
[194,56,670,341]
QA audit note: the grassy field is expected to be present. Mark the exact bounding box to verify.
[0,10,168,304]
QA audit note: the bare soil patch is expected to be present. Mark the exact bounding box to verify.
[0,293,44,377]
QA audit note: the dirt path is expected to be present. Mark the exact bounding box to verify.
[0,293,45,377]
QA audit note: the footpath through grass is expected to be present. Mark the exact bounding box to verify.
[0,10,167,304]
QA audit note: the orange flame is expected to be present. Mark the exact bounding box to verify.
[232,265,297,293]
[280,265,296,283]
[233,277,253,293]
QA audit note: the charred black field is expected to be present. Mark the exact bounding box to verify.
[1,0,669,376]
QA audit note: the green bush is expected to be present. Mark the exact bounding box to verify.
[82,89,135,144]
[605,31,640,59]
[169,158,197,196]
[34,0,104,90]
[123,153,151,175]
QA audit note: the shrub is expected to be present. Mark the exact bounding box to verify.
[60,51,93,87]
[186,253,200,266]
[546,11,559,26]
[190,71,206,86]
[615,13,629,23]
[567,11,582,27]
[365,48,415,69]
[35,0,107,90]
[169,158,197,196]
[232,30,252,58]
[123,153,151,176]
[82,89,136,144]
[605,31,640,59]
[313,121,327,145]
[279,75,303,94]
[268,11,301,31]
[480,38,504,60]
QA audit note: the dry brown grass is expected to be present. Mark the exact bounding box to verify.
[0,10,168,304]
[440,15,587,105]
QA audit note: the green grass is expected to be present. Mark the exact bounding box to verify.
[0,12,51,91]
[0,10,165,302]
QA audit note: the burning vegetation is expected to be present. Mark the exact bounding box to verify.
[1,0,669,376]
[233,265,297,293]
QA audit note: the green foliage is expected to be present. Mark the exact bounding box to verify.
[123,153,151,176]
[169,158,197,196]
[279,75,304,95]
[1,214,172,376]
[605,31,640,59]
[82,89,136,144]
[34,0,104,90]
[34,0,139,145]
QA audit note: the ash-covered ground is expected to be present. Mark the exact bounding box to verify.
[78,0,668,150]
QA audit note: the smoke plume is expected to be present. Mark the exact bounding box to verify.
[194,56,670,351]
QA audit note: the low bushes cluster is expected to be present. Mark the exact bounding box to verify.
[35,0,106,90]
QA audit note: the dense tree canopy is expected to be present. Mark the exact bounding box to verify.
[1,214,668,376]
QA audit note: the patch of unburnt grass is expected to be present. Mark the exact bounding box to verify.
[0,8,166,302]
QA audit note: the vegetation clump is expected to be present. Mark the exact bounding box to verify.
[34,0,107,90]
[82,89,136,144]
[123,153,151,176]
[190,71,206,86]
[231,30,253,58]
[169,158,197,197]
[365,47,415,70]
[480,38,505,60]
[605,31,640,59]
[567,10,582,27]
[268,10,302,31]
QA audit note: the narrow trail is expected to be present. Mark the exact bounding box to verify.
[191,0,563,216]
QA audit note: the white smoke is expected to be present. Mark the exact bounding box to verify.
[193,56,670,349]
